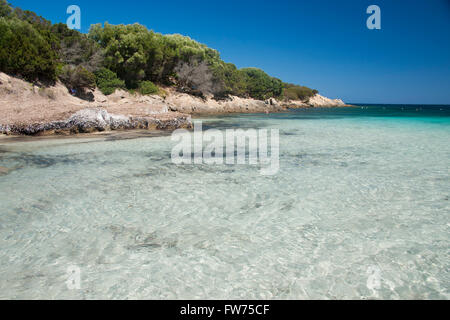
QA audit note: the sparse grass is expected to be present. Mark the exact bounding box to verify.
[157,87,168,99]
[38,87,56,100]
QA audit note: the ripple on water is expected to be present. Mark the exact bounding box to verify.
[0,111,449,299]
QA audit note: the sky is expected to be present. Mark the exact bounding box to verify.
[9,0,450,104]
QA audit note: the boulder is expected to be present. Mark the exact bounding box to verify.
[2,107,192,135]
[308,94,346,107]
[0,124,11,135]
[67,108,112,132]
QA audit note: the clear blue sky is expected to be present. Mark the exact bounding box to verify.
[9,0,450,104]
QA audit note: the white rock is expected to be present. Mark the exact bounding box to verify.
[308,94,346,107]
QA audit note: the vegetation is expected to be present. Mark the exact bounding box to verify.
[52,22,104,73]
[59,65,96,91]
[282,83,319,102]
[0,0,318,100]
[138,80,158,95]
[94,67,125,95]
[0,16,58,81]
[240,68,283,100]
[175,60,222,98]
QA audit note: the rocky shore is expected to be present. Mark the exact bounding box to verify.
[0,108,192,136]
[0,72,349,136]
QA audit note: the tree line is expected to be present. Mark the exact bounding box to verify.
[0,0,318,101]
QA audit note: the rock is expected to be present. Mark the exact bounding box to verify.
[265,98,278,106]
[67,108,111,132]
[0,72,10,84]
[0,124,11,135]
[270,98,278,106]
[3,108,193,135]
[0,166,10,176]
[308,94,346,107]
[111,114,136,130]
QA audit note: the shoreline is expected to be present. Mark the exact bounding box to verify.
[0,128,176,144]
[0,104,356,137]
[0,72,351,137]
[0,104,353,137]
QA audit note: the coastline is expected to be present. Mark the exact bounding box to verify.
[0,72,351,136]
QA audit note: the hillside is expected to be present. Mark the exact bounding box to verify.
[0,0,338,101]
[0,0,347,135]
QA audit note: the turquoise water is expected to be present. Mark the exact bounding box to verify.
[0,105,449,299]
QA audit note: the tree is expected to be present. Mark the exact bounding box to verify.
[94,67,125,95]
[89,23,152,88]
[0,17,58,81]
[0,0,12,18]
[240,68,282,100]
[52,23,104,72]
[175,59,224,97]
[0,1,320,101]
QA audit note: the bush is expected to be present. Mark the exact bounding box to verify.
[52,23,104,72]
[239,68,283,100]
[0,0,321,102]
[282,84,318,101]
[175,60,224,96]
[0,0,12,18]
[59,65,96,90]
[0,17,58,81]
[138,80,158,95]
[94,67,125,95]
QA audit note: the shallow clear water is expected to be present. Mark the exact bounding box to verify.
[0,105,449,299]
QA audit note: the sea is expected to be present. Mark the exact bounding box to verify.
[0,104,448,299]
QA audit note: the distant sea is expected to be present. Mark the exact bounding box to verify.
[0,104,448,299]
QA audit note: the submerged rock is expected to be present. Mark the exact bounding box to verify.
[0,166,10,176]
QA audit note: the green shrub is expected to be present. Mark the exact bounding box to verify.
[0,0,12,18]
[239,68,283,100]
[0,17,58,81]
[138,80,158,95]
[282,84,318,101]
[94,67,125,95]
[0,0,320,102]
[59,65,96,90]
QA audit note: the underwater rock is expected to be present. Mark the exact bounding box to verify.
[0,166,10,176]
